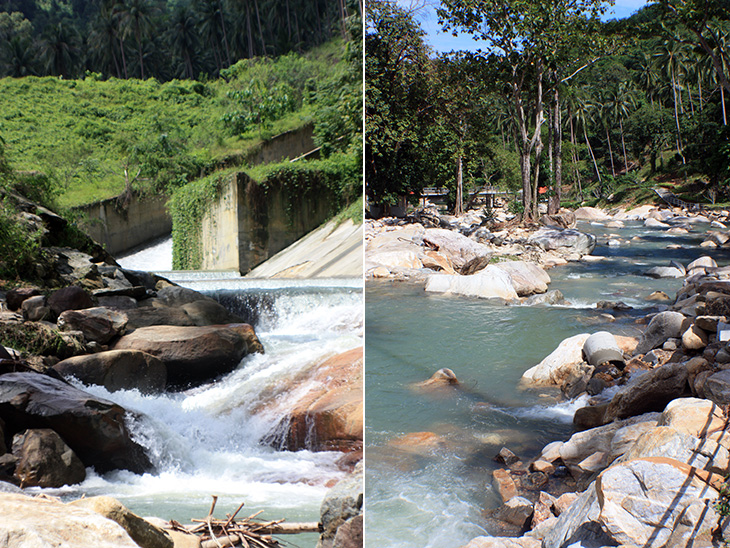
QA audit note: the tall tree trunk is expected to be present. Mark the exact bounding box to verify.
[245,2,254,57]
[619,117,628,174]
[218,0,231,67]
[118,36,128,78]
[722,84,728,126]
[254,0,266,55]
[584,124,601,182]
[568,106,582,201]
[455,153,463,216]
[338,0,347,41]
[549,86,562,215]
[605,126,615,177]
[134,22,144,79]
[532,139,543,221]
[671,69,686,163]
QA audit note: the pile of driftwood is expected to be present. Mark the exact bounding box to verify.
[169,496,320,548]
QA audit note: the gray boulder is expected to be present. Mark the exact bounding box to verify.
[635,311,688,355]
[317,462,363,548]
[425,267,518,301]
[22,295,51,322]
[644,266,685,278]
[422,228,491,269]
[703,369,730,407]
[494,261,550,296]
[527,228,596,255]
[603,362,689,423]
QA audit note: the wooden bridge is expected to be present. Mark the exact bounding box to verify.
[653,187,701,211]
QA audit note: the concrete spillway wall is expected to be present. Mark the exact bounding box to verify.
[74,194,171,256]
[200,171,336,273]
[74,124,317,256]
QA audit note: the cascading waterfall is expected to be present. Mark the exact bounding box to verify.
[35,242,363,544]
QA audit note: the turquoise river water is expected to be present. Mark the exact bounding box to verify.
[364,219,730,547]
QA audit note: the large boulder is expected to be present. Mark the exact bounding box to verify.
[543,458,722,548]
[422,228,491,269]
[47,286,94,316]
[603,362,690,423]
[0,372,151,473]
[272,347,363,452]
[68,496,173,548]
[493,261,550,296]
[520,334,590,387]
[53,350,167,394]
[703,369,730,407]
[573,207,612,221]
[114,325,249,387]
[527,228,596,255]
[181,300,243,326]
[11,428,86,487]
[57,307,128,344]
[620,426,729,475]
[6,287,41,311]
[425,267,518,301]
[634,311,688,355]
[0,492,140,548]
[317,462,363,548]
[125,304,196,330]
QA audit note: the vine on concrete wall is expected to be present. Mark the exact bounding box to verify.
[168,169,233,269]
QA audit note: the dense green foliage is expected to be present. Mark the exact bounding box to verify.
[168,168,231,270]
[0,0,359,80]
[366,0,730,216]
[0,39,355,207]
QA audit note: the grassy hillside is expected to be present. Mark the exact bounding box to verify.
[0,39,350,208]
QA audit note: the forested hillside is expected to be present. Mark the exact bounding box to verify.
[366,0,730,219]
[0,37,360,207]
[0,0,359,80]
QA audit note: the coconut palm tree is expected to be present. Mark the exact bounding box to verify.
[115,0,157,79]
[37,20,82,78]
[166,6,199,79]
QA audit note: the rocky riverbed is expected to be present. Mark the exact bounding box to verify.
[366,202,730,548]
[0,200,362,548]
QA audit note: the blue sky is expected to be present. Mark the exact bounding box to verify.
[408,0,650,53]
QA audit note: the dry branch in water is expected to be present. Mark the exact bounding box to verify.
[168,496,321,548]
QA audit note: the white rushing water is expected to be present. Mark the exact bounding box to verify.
[36,243,363,540]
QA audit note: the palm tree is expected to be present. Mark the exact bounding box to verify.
[37,20,82,78]
[1,35,37,77]
[115,0,156,79]
[654,39,689,163]
[605,82,637,173]
[574,90,601,183]
[167,6,199,79]
[88,7,122,78]
[196,0,225,71]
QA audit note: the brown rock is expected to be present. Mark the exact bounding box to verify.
[553,492,579,515]
[57,307,128,344]
[421,251,456,274]
[492,468,518,503]
[53,350,167,394]
[461,255,493,276]
[682,324,708,350]
[48,286,94,316]
[531,491,557,529]
[332,514,362,548]
[12,428,85,487]
[530,459,555,475]
[226,323,264,354]
[124,305,196,330]
[181,300,243,326]
[271,348,362,452]
[21,295,51,322]
[6,287,41,311]
[114,325,249,387]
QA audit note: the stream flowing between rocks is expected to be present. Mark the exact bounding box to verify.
[365,218,730,548]
[32,243,364,548]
